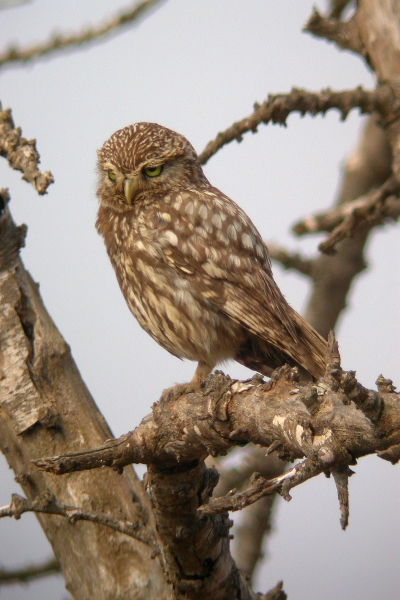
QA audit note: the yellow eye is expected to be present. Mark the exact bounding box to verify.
[108,171,116,182]
[143,165,163,177]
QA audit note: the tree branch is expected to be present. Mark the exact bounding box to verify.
[318,178,400,253]
[0,492,156,548]
[0,557,61,586]
[0,191,168,598]
[292,174,400,254]
[292,177,400,237]
[0,105,54,194]
[0,0,167,69]
[301,113,393,337]
[304,8,365,57]
[199,86,391,165]
[35,334,400,536]
[266,241,314,277]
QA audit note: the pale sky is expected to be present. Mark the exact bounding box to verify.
[0,1,399,599]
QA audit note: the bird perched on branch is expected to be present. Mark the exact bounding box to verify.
[96,123,327,383]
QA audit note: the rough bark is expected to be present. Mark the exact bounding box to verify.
[35,355,400,517]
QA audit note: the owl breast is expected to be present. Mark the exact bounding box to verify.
[99,194,246,366]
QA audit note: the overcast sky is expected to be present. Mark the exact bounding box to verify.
[0,1,399,599]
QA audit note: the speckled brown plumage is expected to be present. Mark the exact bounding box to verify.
[96,122,327,382]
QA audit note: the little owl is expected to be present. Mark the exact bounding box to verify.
[96,123,327,383]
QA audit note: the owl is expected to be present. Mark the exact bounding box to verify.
[96,123,327,383]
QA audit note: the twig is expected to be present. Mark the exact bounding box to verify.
[304,8,365,56]
[332,467,352,530]
[0,0,167,69]
[0,558,61,586]
[213,445,285,498]
[199,86,390,164]
[266,241,314,277]
[199,458,322,517]
[0,103,54,194]
[0,493,156,549]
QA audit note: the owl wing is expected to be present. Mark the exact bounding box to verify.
[154,188,326,374]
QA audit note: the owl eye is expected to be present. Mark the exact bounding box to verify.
[108,171,116,182]
[143,165,163,177]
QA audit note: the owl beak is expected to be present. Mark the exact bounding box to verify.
[124,178,137,205]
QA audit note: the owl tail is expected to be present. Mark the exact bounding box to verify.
[235,312,327,381]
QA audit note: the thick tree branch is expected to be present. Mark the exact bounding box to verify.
[0,105,54,194]
[199,86,392,165]
[35,335,400,534]
[0,0,167,69]
[0,192,169,599]
[301,114,393,336]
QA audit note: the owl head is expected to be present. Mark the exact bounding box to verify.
[96,122,209,210]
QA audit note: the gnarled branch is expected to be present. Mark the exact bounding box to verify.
[0,104,53,194]
[199,85,392,165]
[35,334,400,535]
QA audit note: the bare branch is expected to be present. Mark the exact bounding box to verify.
[0,196,167,597]
[0,104,54,194]
[304,8,365,56]
[328,0,354,20]
[292,177,400,237]
[266,241,314,277]
[0,0,167,69]
[203,459,324,520]
[0,492,157,548]
[318,178,400,253]
[212,447,285,580]
[302,114,393,337]
[0,558,61,586]
[34,334,400,536]
[292,174,400,254]
[199,86,388,165]
[332,467,352,530]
